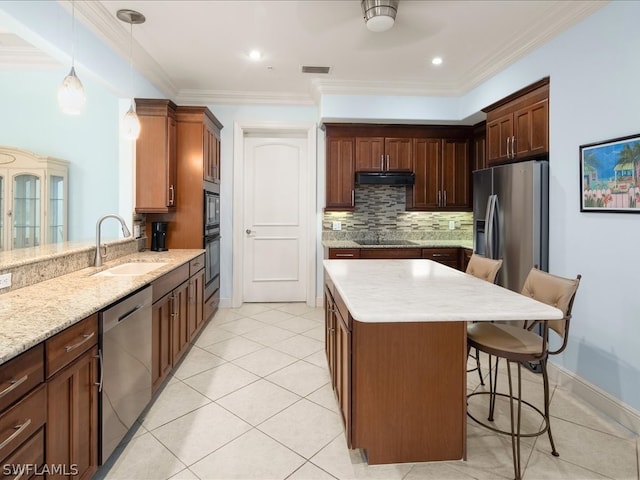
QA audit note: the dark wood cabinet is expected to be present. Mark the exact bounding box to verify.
[325,136,355,211]
[360,248,422,259]
[472,122,487,171]
[485,79,549,165]
[327,248,361,259]
[355,137,412,172]
[45,314,99,480]
[135,99,178,213]
[422,248,460,269]
[152,261,206,393]
[46,346,99,480]
[407,138,471,211]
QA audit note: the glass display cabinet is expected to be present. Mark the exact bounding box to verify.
[0,147,68,251]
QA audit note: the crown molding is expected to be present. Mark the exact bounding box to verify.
[71,0,177,98]
[175,89,316,106]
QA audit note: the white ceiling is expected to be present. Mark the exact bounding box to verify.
[4,0,607,105]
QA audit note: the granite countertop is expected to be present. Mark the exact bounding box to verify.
[0,249,203,365]
[323,259,562,324]
[323,239,474,249]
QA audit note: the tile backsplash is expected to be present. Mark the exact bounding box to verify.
[323,184,473,240]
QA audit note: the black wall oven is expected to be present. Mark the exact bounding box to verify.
[204,188,220,299]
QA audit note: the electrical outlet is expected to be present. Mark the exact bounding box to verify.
[0,273,12,289]
[449,220,456,230]
[332,221,342,231]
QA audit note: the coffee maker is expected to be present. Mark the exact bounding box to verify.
[150,222,168,251]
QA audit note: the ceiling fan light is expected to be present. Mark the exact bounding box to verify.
[362,0,399,32]
[58,66,86,115]
[122,102,141,140]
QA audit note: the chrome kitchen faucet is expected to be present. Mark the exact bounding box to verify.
[95,214,132,267]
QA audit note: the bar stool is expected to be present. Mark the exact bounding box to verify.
[466,268,581,480]
[465,254,503,385]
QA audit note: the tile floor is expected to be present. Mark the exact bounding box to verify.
[96,303,639,480]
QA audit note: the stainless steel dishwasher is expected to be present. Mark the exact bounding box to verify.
[100,285,152,464]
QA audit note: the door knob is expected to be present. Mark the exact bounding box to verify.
[246,229,252,235]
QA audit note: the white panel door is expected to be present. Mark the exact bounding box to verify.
[243,136,308,302]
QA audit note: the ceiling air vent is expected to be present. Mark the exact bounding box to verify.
[301,65,331,74]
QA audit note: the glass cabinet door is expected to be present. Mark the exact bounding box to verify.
[12,173,41,249]
[49,175,65,244]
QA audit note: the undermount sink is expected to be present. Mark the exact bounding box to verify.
[93,262,168,277]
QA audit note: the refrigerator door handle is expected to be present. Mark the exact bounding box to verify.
[484,195,495,258]
[492,194,501,259]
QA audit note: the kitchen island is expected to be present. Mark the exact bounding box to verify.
[323,259,563,465]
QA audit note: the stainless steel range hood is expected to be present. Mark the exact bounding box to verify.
[355,172,415,185]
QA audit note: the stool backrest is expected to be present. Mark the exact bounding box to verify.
[466,254,503,284]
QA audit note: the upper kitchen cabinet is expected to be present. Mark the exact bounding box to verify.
[407,135,472,211]
[485,78,549,165]
[472,122,487,171]
[135,99,178,213]
[0,147,68,251]
[355,137,412,172]
[168,106,223,248]
[325,125,355,211]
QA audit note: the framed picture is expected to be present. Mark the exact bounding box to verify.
[580,133,640,212]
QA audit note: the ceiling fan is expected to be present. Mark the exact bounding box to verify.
[361,0,399,32]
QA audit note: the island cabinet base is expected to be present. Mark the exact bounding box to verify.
[349,319,467,464]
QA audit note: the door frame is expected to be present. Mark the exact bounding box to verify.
[232,121,317,308]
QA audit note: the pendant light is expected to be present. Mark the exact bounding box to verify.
[58,0,86,115]
[117,9,146,140]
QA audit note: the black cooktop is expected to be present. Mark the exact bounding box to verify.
[355,239,418,246]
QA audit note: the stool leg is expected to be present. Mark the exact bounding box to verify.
[541,357,559,457]
[487,355,500,422]
[475,348,484,385]
[506,360,523,480]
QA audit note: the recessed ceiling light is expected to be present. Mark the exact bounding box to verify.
[432,57,443,66]
[249,50,262,61]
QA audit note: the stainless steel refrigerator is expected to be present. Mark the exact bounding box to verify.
[473,160,549,293]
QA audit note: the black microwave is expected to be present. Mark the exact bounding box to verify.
[204,190,220,233]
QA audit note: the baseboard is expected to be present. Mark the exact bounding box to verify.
[548,362,640,435]
[316,296,323,308]
[219,297,232,309]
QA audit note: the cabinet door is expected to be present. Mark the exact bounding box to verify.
[46,346,99,480]
[171,281,190,366]
[325,137,355,210]
[152,294,172,392]
[188,269,205,338]
[384,138,412,171]
[203,126,221,184]
[441,139,471,209]
[486,114,513,165]
[408,138,441,210]
[355,137,384,172]
[135,100,177,213]
[514,98,548,160]
[335,312,351,445]
[324,288,336,388]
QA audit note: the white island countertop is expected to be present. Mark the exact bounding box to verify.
[323,259,563,323]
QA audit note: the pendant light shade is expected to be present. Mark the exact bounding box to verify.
[117,9,146,141]
[58,66,86,115]
[59,1,85,115]
[122,101,141,140]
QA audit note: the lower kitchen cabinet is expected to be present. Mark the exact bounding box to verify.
[328,247,464,270]
[46,345,99,480]
[422,248,460,269]
[152,260,208,393]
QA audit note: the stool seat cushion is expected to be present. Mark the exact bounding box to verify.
[467,322,543,358]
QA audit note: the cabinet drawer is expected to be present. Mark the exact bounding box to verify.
[0,428,44,479]
[361,248,421,259]
[204,290,219,323]
[0,345,43,413]
[189,254,205,276]
[328,249,360,259]
[0,385,45,462]
[153,264,190,303]
[422,248,458,261]
[45,314,98,378]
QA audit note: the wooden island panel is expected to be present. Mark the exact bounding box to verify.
[350,319,466,464]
